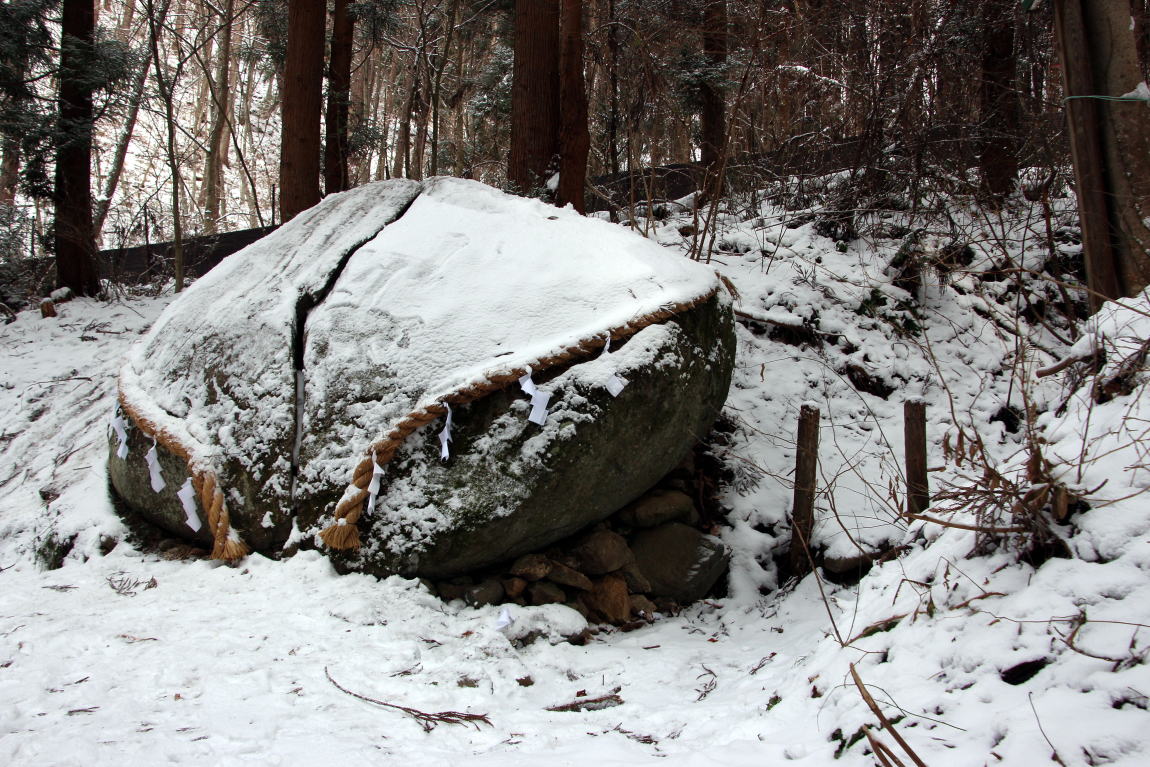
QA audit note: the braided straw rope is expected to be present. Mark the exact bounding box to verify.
[318,287,720,550]
[117,390,250,561]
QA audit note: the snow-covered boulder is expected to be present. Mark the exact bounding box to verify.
[108,178,734,575]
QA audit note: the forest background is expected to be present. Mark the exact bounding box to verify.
[4,0,1150,305]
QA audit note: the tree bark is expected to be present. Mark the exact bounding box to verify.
[699,0,727,173]
[55,0,101,296]
[93,44,152,237]
[1055,0,1150,306]
[979,0,1020,205]
[202,0,235,234]
[280,0,326,221]
[605,0,620,175]
[146,0,185,291]
[392,76,416,178]
[430,0,461,178]
[508,0,560,193]
[324,0,354,195]
[555,0,589,212]
[0,137,19,206]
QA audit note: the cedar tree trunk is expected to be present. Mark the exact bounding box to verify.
[55,0,100,296]
[555,0,589,212]
[280,0,326,221]
[979,0,1020,205]
[508,0,560,193]
[324,0,353,195]
[1055,0,1150,305]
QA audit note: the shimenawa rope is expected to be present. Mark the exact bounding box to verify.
[116,287,717,557]
[318,288,719,550]
[117,390,250,561]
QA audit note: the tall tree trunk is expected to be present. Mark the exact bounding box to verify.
[146,0,185,291]
[93,45,152,236]
[430,0,461,178]
[1055,0,1150,305]
[55,0,100,296]
[410,63,431,180]
[979,0,1020,205]
[0,137,19,206]
[393,77,416,178]
[324,0,354,194]
[1134,0,1150,80]
[202,0,235,234]
[699,1,727,176]
[605,0,620,175]
[556,0,589,212]
[508,0,560,193]
[280,0,326,221]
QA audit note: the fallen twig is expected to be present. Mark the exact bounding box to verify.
[324,666,491,732]
[849,664,928,767]
[846,614,907,646]
[546,693,624,712]
[864,728,907,767]
[904,512,1026,534]
[1028,692,1067,766]
[1035,349,1102,378]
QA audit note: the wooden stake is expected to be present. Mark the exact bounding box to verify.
[788,404,819,577]
[904,400,929,516]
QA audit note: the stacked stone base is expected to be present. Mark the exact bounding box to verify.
[431,451,729,626]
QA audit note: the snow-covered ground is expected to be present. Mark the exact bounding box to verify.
[3,190,1149,765]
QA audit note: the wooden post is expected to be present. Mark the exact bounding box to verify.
[788,404,819,577]
[904,400,929,516]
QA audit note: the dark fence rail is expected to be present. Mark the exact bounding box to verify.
[100,225,279,283]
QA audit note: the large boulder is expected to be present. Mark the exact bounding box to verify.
[108,178,735,575]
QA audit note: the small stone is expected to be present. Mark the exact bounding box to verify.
[583,574,631,624]
[631,594,658,619]
[437,577,472,602]
[502,576,528,599]
[573,529,632,575]
[619,562,652,594]
[510,553,552,581]
[546,561,593,591]
[618,490,695,528]
[820,548,875,577]
[158,544,205,561]
[631,522,729,603]
[465,578,505,607]
[566,600,590,620]
[528,581,567,605]
[40,299,56,318]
